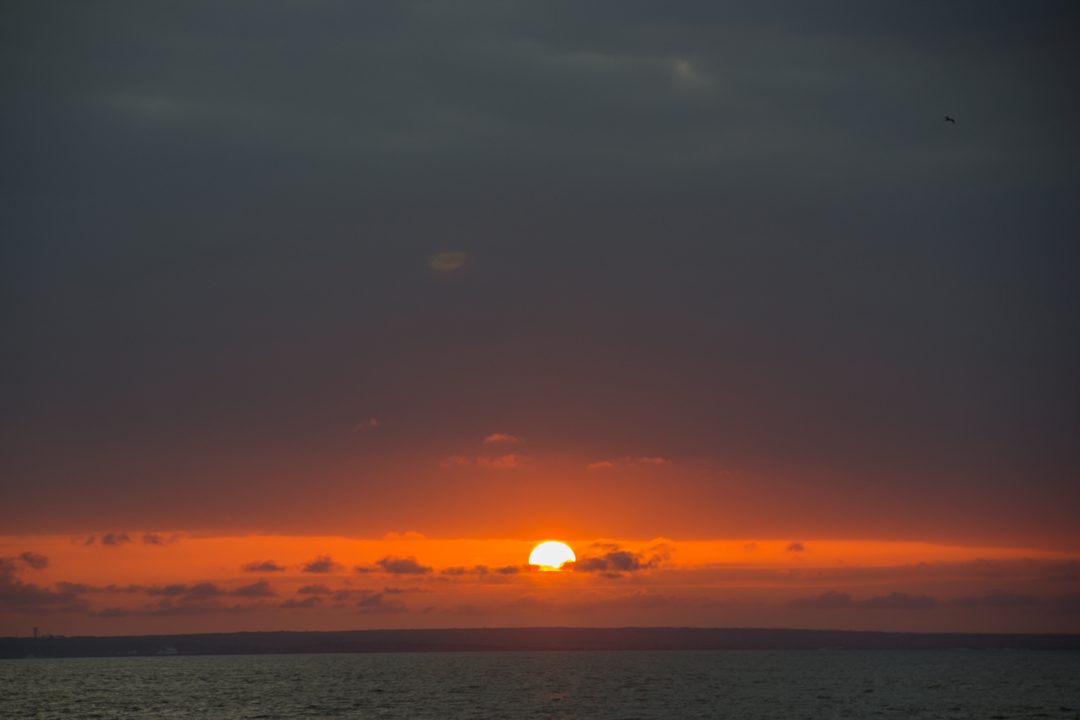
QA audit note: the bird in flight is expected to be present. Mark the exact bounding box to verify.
[944,116,957,124]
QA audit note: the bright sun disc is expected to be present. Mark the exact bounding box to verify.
[529,541,575,570]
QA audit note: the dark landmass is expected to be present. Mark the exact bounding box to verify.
[3,627,1079,659]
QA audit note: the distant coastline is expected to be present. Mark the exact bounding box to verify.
[3,627,1079,659]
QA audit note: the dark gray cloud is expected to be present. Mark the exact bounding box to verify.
[100,533,131,547]
[243,560,287,573]
[572,544,671,576]
[95,600,262,618]
[297,583,332,595]
[281,596,321,609]
[1,1,1078,545]
[950,591,1039,609]
[302,555,344,574]
[858,592,939,611]
[373,556,432,575]
[230,580,276,598]
[142,533,166,545]
[144,582,226,600]
[0,558,87,613]
[789,591,854,610]
[791,590,1080,615]
[19,552,48,570]
[356,591,407,614]
[442,564,526,577]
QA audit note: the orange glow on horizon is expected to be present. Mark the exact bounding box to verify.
[3,532,1078,636]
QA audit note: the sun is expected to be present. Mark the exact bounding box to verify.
[529,541,576,571]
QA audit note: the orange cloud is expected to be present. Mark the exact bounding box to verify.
[427,250,467,272]
[477,454,530,470]
[483,433,521,445]
[439,455,470,468]
[442,448,530,470]
[383,531,428,542]
[587,456,672,470]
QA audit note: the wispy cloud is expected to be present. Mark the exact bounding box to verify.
[243,560,287,573]
[439,455,470,468]
[354,417,380,432]
[476,454,530,470]
[586,456,671,470]
[482,433,521,445]
[100,533,132,547]
[443,453,531,470]
[427,250,467,272]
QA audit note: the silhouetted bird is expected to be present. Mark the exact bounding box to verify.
[944,116,957,124]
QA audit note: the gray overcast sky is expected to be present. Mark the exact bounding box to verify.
[2,1,1078,544]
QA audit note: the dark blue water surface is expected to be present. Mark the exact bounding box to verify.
[3,650,1079,719]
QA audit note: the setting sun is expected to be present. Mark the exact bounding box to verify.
[528,540,576,570]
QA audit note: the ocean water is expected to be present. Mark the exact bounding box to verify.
[2,650,1079,719]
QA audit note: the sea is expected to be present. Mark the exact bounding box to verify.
[2,650,1079,719]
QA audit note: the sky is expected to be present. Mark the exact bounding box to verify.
[2,1,1079,636]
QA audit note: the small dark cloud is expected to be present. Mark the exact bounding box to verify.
[103,583,145,594]
[785,542,806,553]
[789,591,855,609]
[98,600,262,618]
[949,592,1039,609]
[142,533,166,545]
[231,580,276,598]
[0,559,88,613]
[96,607,131,618]
[374,556,432,575]
[571,545,669,575]
[101,533,131,547]
[54,581,93,594]
[356,591,407,614]
[1052,595,1080,615]
[857,592,938,611]
[442,565,487,576]
[186,582,228,600]
[281,596,322,609]
[297,583,332,595]
[144,582,226,600]
[792,591,940,611]
[302,555,344,573]
[19,552,48,570]
[441,564,525,577]
[243,560,287,573]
